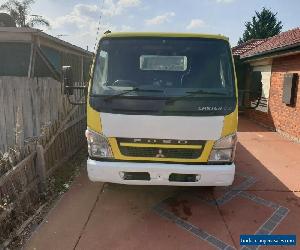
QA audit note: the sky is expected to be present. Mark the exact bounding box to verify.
[1,0,300,51]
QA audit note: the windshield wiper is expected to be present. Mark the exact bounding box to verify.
[104,87,164,101]
[165,89,227,105]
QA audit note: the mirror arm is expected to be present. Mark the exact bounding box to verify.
[65,86,87,90]
[67,95,87,105]
[65,85,88,105]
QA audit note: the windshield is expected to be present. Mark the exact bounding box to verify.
[91,37,235,99]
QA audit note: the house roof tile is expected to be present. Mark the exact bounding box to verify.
[240,27,300,59]
[232,39,266,56]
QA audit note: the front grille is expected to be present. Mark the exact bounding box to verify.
[117,138,205,159]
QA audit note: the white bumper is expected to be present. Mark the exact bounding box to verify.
[87,159,235,186]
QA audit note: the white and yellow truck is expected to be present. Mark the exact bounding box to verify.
[65,32,242,186]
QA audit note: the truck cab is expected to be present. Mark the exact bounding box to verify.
[85,32,238,186]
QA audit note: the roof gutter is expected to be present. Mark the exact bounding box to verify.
[241,42,300,62]
[37,31,94,56]
[0,27,93,56]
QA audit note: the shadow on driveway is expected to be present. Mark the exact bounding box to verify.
[26,117,300,250]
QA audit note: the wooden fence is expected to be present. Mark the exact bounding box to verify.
[0,76,87,243]
[0,76,75,152]
[0,109,86,242]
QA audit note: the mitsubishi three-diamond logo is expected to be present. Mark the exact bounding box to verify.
[155,149,165,158]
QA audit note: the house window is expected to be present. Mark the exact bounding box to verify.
[0,43,31,76]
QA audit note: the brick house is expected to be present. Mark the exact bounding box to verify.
[233,28,300,141]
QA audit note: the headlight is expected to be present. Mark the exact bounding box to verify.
[208,133,237,163]
[85,129,114,159]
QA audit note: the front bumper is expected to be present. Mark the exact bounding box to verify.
[87,159,235,186]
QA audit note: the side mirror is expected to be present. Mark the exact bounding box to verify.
[62,66,74,95]
[249,71,262,101]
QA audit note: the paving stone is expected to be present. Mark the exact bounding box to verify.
[270,213,283,223]
[239,191,255,200]
[277,207,289,216]
[175,218,192,231]
[269,202,280,210]
[256,228,269,235]
[225,246,236,250]
[243,246,258,250]
[262,220,277,231]
[189,226,209,240]
[161,210,177,222]
[253,197,271,206]
[206,235,229,250]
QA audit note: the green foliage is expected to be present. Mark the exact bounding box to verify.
[238,7,283,45]
[0,0,49,28]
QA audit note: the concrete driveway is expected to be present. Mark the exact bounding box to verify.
[26,116,300,250]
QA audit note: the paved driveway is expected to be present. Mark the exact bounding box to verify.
[26,117,300,250]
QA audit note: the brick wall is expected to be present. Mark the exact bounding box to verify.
[246,54,300,140]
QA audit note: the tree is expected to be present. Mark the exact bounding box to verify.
[238,7,282,45]
[0,0,49,28]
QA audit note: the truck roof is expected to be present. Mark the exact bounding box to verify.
[102,32,229,41]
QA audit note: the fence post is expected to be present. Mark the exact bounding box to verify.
[36,144,47,193]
